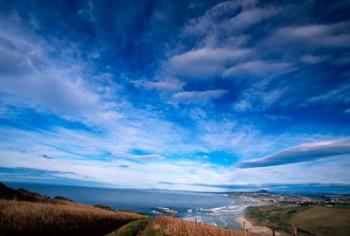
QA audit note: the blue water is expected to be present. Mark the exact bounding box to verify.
[4,182,245,228]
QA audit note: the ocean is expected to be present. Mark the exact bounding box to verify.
[4,182,246,229]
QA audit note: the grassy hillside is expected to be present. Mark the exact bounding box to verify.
[288,206,350,236]
[246,204,350,236]
[108,217,260,236]
[0,199,145,236]
[149,217,260,236]
[0,183,145,236]
[245,205,309,233]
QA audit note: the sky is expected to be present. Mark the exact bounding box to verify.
[0,0,350,191]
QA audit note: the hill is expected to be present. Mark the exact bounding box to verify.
[0,182,51,202]
[0,183,145,236]
[246,204,350,236]
[288,206,350,236]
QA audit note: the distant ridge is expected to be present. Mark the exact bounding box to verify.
[257,189,270,193]
[0,182,73,203]
[0,182,46,201]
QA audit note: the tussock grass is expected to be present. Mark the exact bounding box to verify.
[288,206,350,236]
[0,199,145,236]
[145,217,260,236]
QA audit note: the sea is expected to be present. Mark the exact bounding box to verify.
[4,182,248,229]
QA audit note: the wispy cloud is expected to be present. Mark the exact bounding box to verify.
[168,48,251,79]
[135,79,184,91]
[171,89,227,104]
[300,54,330,64]
[238,139,350,168]
[226,6,280,33]
[224,60,293,78]
[0,17,120,126]
[268,20,350,49]
[307,83,350,105]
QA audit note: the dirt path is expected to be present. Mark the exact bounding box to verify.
[235,216,285,236]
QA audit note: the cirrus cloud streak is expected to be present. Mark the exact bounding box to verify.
[238,139,350,168]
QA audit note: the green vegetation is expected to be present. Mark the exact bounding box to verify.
[106,219,151,236]
[94,204,114,211]
[52,196,76,204]
[246,204,350,236]
[142,219,164,236]
[246,204,311,232]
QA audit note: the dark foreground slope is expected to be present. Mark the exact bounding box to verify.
[0,183,145,236]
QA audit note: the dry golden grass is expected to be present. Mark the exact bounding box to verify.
[288,206,350,236]
[0,199,145,236]
[149,217,261,236]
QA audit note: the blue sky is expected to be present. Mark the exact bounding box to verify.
[0,0,350,191]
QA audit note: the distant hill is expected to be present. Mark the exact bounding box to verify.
[0,182,50,202]
[0,182,76,204]
[257,190,270,194]
[246,204,350,236]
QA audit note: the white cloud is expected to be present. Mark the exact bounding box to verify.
[224,60,293,78]
[135,78,184,91]
[233,100,252,112]
[238,138,350,168]
[171,89,227,104]
[183,0,257,38]
[230,155,350,185]
[168,47,251,79]
[193,117,272,155]
[234,86,287,112]
[301,54,330,64]
[0,17,121,126]
[269,20,350,49]
[2,132,349,190]
[226,7,280,33]
[0,140,232,190]
[307,83,350,105]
